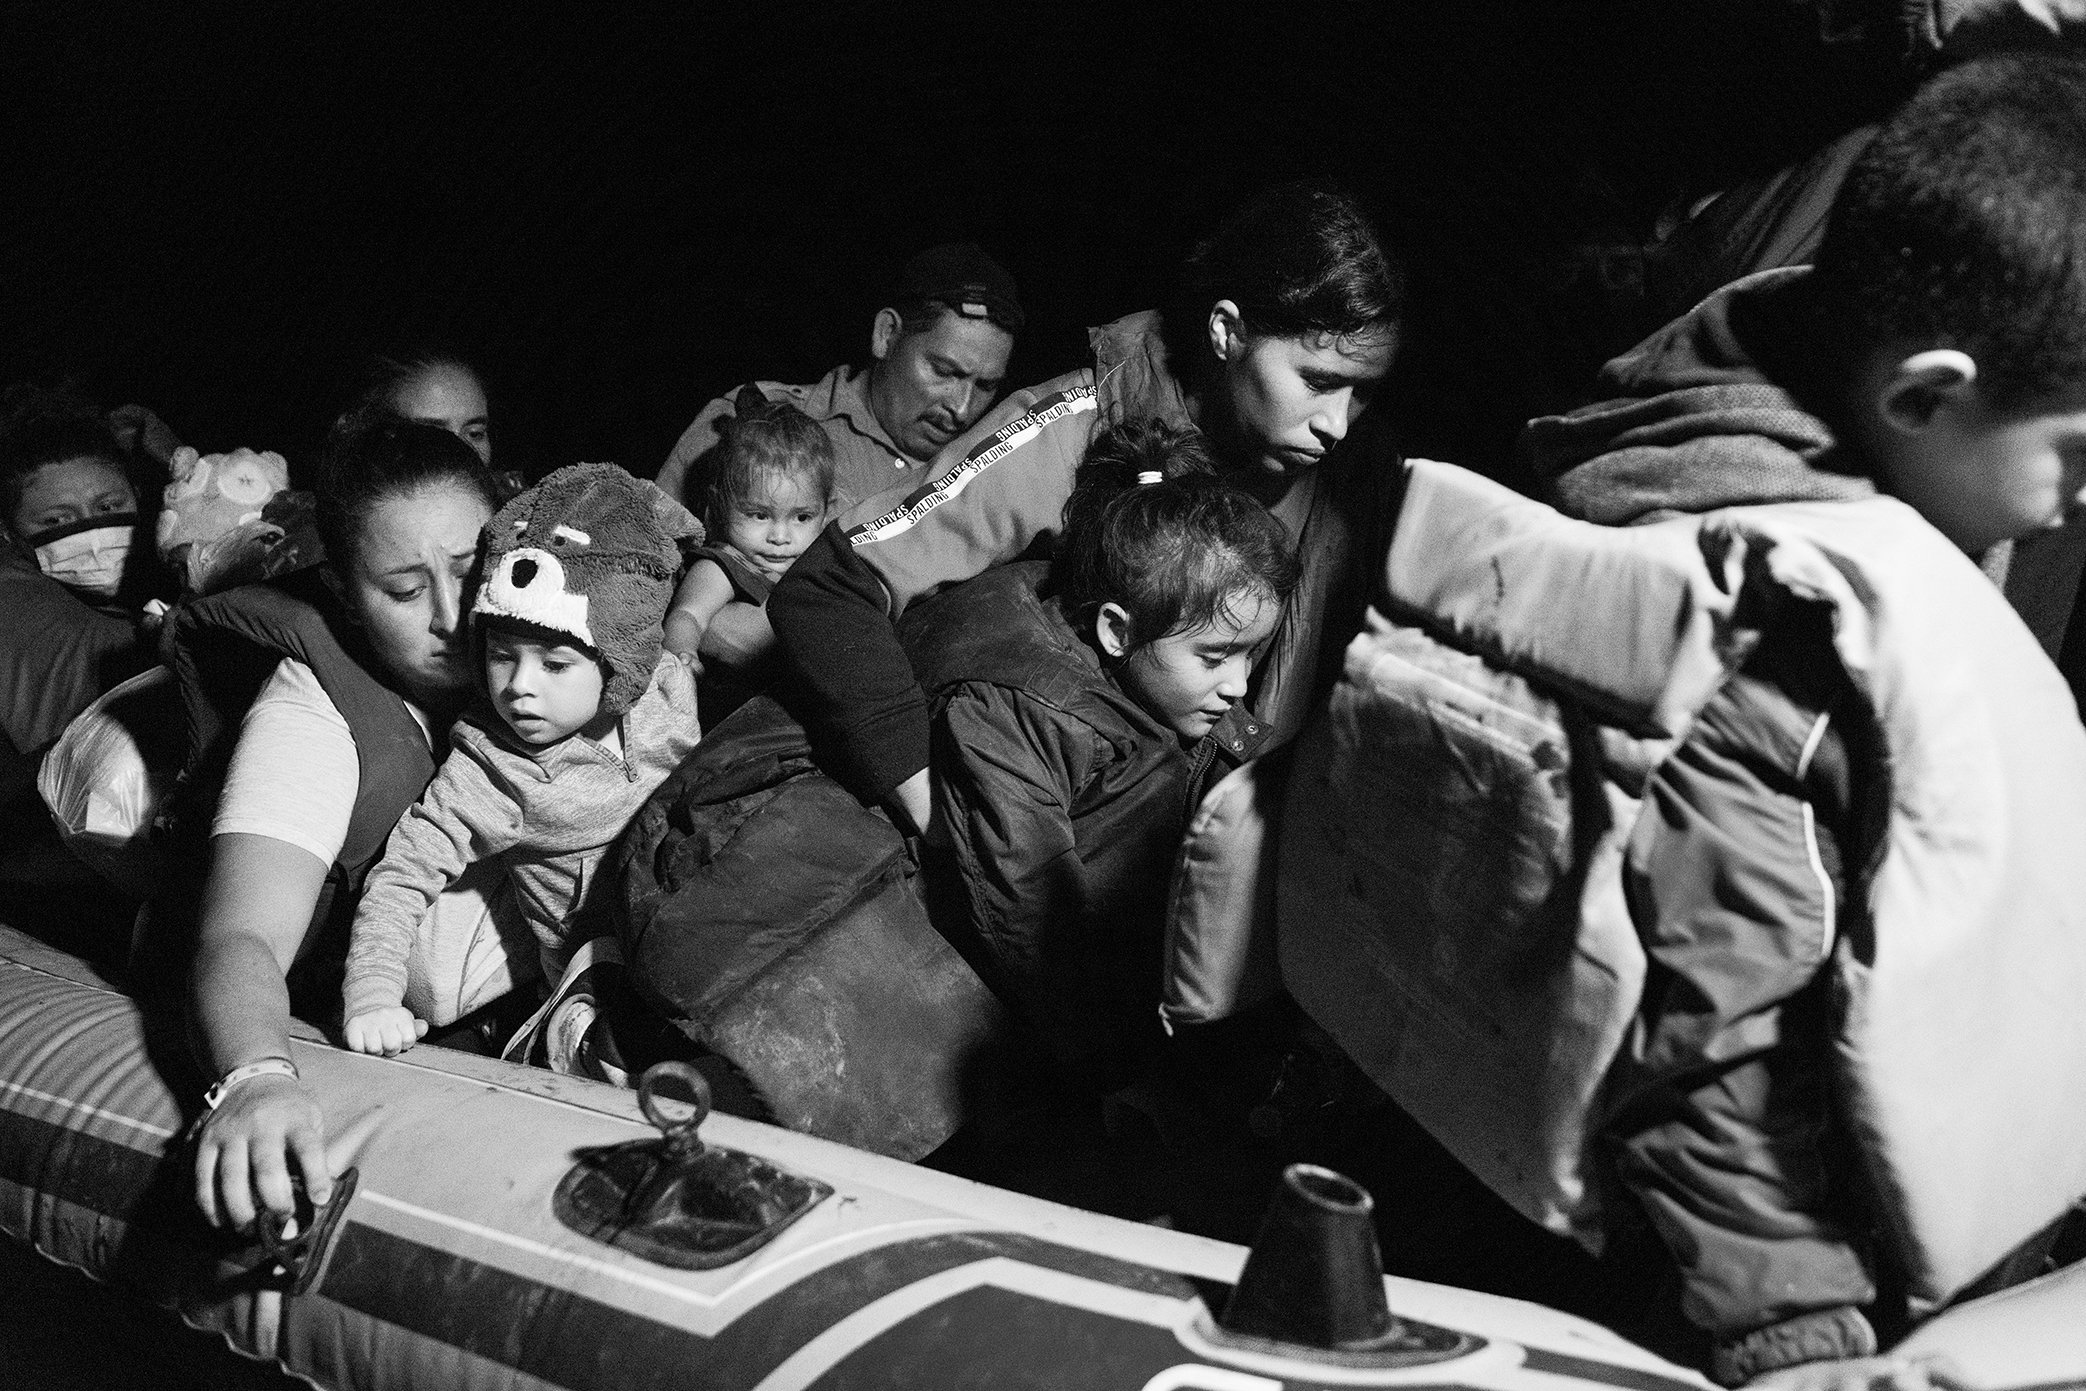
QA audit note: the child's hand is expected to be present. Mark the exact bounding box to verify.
[344,1007,428,1057]
[666,646,705,676]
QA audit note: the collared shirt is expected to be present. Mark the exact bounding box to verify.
[656,364,926,512]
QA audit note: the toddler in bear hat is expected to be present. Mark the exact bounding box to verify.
[342,462,704,1072]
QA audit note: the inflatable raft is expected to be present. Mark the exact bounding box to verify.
[1,922,2078,1390]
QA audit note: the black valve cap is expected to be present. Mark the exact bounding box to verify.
[1220,1163,1396,1350]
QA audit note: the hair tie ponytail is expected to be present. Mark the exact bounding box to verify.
[1057,419,1300,660]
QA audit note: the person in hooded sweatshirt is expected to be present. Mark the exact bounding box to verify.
[1513,50,2086,1387]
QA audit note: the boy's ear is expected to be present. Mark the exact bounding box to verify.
[870,308,903,363]
[1094,602,1133,659]
[1877,348,1981,435]
[1206,300,1246,365]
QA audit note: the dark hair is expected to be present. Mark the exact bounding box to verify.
[314,417,506,573]
[1813,51,2086,410]
[706,392,836,531]
[1166,183,1405,365]
[0,383,129,528]
[330,349,490,449]
[359,349,485,409]
[1056,419,1300,647]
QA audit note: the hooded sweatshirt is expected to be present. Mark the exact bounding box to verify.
[344,653,699,1020]
[1525,264,2067,619]
[1523,267,1873,524]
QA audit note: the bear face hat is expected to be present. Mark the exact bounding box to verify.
[474,462,704,716]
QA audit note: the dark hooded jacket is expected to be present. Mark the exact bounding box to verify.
[900,560,1270,1086]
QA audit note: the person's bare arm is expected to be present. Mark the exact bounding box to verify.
[697,600,776,669]
[664,560,735,666]
[189,832,334,1232]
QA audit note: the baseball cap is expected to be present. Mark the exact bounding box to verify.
[890,243,1025,333]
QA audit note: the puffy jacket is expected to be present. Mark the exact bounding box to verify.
[898,561,1270,1084]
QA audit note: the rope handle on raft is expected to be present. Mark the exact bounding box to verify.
[258,1165,360,1297]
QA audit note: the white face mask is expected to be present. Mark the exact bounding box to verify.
[29,515,138,599]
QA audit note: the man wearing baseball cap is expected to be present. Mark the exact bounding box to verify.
[658,242,1023,512]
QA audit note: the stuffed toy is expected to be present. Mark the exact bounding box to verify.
[474,462,705,716]
[156,446,323,596]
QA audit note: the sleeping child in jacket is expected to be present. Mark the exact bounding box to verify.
[341,462,701,1059]
[895,418,1298,1091]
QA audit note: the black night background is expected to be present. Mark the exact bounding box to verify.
[6,3,1908,485]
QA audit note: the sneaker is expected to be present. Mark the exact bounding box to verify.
[543,991,598,1076]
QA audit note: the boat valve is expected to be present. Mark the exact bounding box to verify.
[1220,1163,1399,1350]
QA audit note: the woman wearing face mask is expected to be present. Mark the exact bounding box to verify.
[0,394,158,880]
[770,183,1406,836]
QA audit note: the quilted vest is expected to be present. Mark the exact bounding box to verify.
[144,576,437,1002]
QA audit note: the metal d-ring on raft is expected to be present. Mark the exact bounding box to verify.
[553,1060,833,1269]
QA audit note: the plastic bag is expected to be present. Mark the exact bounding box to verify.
[36,666,183,898]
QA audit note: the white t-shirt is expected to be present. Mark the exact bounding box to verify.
[212,658,529,1022]
[214,657,377,861]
